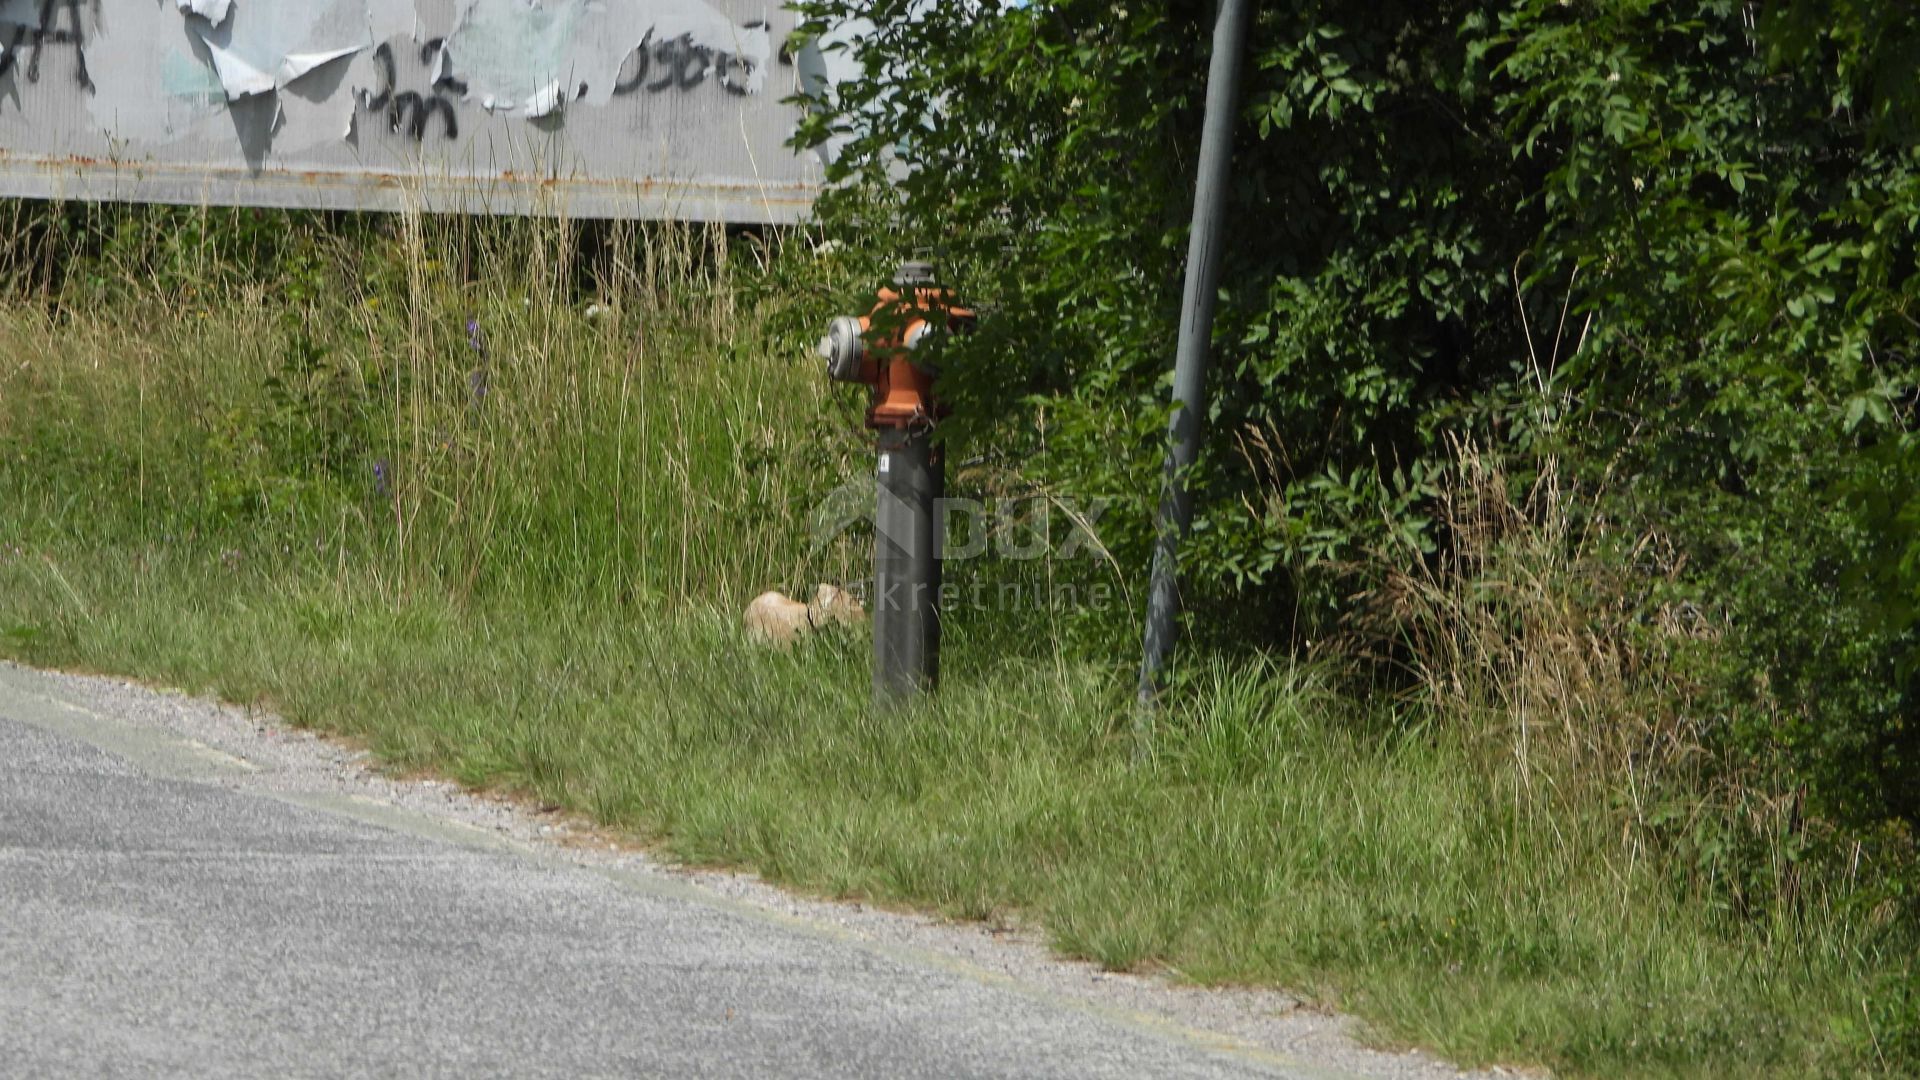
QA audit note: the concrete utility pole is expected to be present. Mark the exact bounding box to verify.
[1137,0,1254,722]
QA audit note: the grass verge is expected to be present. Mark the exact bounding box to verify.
[0,203,1911,1077]
[0,546,1900,1078]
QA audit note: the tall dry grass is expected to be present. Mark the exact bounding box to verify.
[1338,435,1846,923]
[0,202,866,612]
[1360,440,1706,790]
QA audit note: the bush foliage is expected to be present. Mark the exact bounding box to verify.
[795,0,1920,848]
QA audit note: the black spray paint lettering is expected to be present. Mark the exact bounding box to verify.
[364,41,395,109]
[363,40,457,141]
[714,51,749,96]
[0,0,93,92]
[648,33,704,92]
[390,91,456,140]
[612,30,654,94]
[612,31,757,98]
[360,20,764,139]
[718,21,765,94]
[420,38,467,97]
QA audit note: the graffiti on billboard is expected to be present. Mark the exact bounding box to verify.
[0,0,824,221]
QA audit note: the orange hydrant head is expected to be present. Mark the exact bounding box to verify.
[820,263,973,430]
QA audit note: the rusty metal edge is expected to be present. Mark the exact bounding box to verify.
[0,156,817,224]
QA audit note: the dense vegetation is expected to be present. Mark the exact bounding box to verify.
[0,0,1916,1072]
[798,0,1920,937]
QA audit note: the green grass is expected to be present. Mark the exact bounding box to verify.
[0,547,1900,1077]
[0,203,1912,1078]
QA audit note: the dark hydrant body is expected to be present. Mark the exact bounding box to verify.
[873,426,942,696]
[821,261,971,703]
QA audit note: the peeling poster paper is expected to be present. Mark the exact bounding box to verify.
[202,40,275,99]
[195,0,369,99]
[524,79,566,119]
[279,46,361,87]
[175,0,234,27]
[445,0,771,115]
[446,0,585,110]
[0,0,831,223]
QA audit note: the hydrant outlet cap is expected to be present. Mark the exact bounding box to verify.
[893,260,937,287]
[823,315,866,382]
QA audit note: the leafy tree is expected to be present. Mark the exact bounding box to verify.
[796,0,1529,641]
[794,0,1920,836]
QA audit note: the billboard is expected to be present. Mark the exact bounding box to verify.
[0,0,828,222]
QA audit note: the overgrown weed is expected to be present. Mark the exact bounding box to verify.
[0,202,1912,1076]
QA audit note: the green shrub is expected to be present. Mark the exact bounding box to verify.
[793,0,1920,852]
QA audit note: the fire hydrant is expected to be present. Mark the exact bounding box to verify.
[819,260,974,699]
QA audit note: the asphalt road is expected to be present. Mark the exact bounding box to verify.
[0,663,1407,1080]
